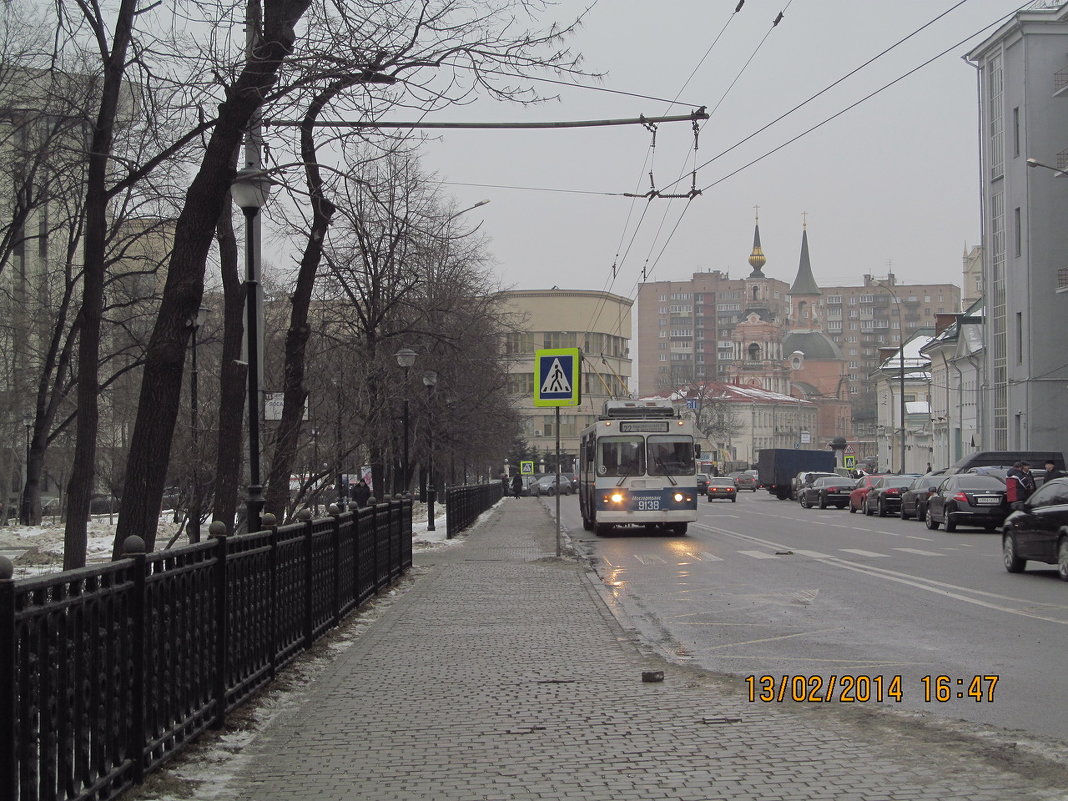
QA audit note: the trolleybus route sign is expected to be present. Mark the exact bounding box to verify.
[533,348,581,407]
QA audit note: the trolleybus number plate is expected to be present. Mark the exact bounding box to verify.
[636,498,661,511]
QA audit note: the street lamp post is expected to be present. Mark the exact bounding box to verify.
[232,168,274,533]
[395,348,417,495]
[20,414,32,525]
[877,281,907,473]
[423,370,438,531]
[187,306,208,542]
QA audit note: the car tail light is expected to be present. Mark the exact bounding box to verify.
[886,488,900,495]
[953,491,969,503]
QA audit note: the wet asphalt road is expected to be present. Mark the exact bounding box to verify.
[556,488,1068,744]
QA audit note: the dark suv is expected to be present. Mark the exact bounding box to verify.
[1001,477,1068,580]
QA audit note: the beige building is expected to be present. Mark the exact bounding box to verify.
[497,289,632,461]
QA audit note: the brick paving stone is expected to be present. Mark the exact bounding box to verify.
[183,500,1068,801]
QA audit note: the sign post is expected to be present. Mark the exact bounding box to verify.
[533,348,581,556]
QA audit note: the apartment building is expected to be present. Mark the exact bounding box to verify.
[967,2,1068,454]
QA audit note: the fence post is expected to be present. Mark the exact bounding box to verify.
[304,509,317,650]
[267,516,280,680]
[0,557,15,801]
[331,507,342,627]
[209,521,229,730]
[123,536,147,785]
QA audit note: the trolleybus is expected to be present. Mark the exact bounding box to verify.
[578,399,699,536]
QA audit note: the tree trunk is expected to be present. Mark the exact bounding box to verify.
[211,189,247,532]
[65,0,141,570]
[114,0,314,555]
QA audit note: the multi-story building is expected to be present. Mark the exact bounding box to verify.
[634,233,959,438]
[870,331,935,474]
[967,3,1068,454]
[497,289,632,462]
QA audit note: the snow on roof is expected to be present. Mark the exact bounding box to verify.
[879,333,934,371]
[905,400,929,415]
[643,382,814,406]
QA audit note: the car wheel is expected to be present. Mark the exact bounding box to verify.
[864,501,874,516]
[877,500,887,517]
[731,497,736,503]
[925,508,940,530]
[1002,534,1025,573]
[849,501,857,514]
[1058,538,1068,582]
[900,505,910,520]
[944,513,957,533]
[818,497,827,509]
[799,495,809,508]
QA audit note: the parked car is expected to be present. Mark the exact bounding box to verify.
[863,475,920,516]
[696,474,710,495]
[925,474,1008,532]
[1001,477,1068,580]
[847,475,886,514]
[798,475,852,509]
[791,471,837,501]
[899,475,944,520]
[731,471,759,491]
[530,475,573,496]
[705,477,737,502]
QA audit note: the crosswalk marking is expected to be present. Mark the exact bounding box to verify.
[738,550,778,559]
[838,548,890,558]
[893,547,943,556]
[793,549,831,559]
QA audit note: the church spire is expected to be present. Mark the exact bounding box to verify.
[789,219,820,296]
[747,207,767,278]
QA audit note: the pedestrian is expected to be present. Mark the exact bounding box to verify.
[352,479,372,508]
[511,473,523,499]
[925,462,932,474]
[1042,460,1067,483]
[1005,461,1036,510]
[500,473,509,496]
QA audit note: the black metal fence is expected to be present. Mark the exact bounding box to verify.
[0,498,412,801]
[444,483,503,539]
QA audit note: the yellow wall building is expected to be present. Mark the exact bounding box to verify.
[497,289,632,464]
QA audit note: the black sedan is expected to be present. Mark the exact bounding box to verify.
[798,476,852,509]
[925,474,1008,532]
[899,475,943,520]
[864,475,920,517]
[1001,477,1068,580]
[696,474,710,495]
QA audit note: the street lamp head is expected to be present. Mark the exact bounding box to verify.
[394,348,417,369]
[422,370,438,388]
[231,168,275,212]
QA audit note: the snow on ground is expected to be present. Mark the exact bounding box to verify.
[0,501,462,580]
[4,499,499,800]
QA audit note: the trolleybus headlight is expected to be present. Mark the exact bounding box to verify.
[673,492,685,503]
[609,492,624,504]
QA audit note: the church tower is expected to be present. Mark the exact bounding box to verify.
[787,221,822,331]
[731,211,788,394]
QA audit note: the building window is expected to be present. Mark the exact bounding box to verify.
[748,343,761,361]
[988,53,1004,179]
[1012,106,1020,158]
[1014,207,1021,257]
[1016,311,1023,364]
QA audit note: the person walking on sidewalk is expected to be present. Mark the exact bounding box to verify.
[511,473,523,499]
[1042,459,1066,484]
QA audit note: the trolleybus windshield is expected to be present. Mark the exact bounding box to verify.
[647,436,696,476]
[598,436,644,477]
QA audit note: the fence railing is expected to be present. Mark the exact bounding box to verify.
[444,483,503,539]
[0,498,412,801]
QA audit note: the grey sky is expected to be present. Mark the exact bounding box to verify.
[416,0,1039,298]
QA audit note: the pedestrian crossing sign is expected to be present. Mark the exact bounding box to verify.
[534,348,581,407]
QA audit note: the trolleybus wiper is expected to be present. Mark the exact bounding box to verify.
[615,465,632,487]
[655,456,678,486]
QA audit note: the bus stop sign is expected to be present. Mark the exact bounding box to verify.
[534,348,581,407]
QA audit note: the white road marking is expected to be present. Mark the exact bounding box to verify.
[893,547,943,556]
[738,550,778,559]
[838,548,890,557]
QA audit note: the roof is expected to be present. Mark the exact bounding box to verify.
[783,331,842,360]
[645,381,815,406]
[789,228,821,296]
[878,331,934,371]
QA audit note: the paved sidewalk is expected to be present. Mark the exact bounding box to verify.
[210,499,1065,801]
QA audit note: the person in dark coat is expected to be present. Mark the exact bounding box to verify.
[1006,462,1036,510]
[352,479,372,508]
[1042,460,1067,484]
[511,473,523,499]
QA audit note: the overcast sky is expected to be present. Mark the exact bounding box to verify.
[414,0,1045,299]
